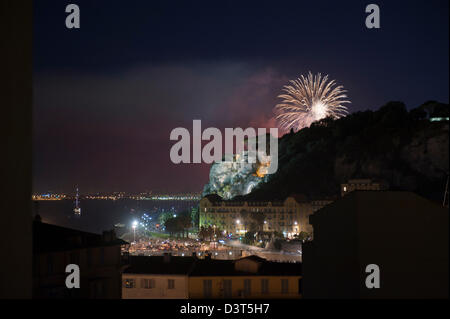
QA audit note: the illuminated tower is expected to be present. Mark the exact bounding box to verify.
[74,186,81,216]
[443,174,449,208]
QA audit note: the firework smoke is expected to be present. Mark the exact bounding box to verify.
[274,72,350,132]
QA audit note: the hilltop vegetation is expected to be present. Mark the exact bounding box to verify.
[239,101,449,202]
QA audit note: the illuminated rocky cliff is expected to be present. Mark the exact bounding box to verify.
[202,151,270,200]
[202,101,449,202]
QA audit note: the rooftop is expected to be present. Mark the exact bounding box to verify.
[123,255,196,275]
[202,193,311,205]
[122,254,302,277]
[33,218,128,253]
[189,258,302,276]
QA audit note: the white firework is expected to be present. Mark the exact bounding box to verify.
[274,72,350,132]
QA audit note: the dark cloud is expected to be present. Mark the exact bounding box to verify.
[33,63,289,193]
[33,0,449,193]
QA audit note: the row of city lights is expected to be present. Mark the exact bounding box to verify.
[235,219,297,225]
[131,216,300,242]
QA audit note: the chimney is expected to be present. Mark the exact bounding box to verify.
[163,252,171,263]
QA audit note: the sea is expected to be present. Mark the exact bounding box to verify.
[34,199,198,234]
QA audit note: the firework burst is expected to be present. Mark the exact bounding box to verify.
[274,72,350,132]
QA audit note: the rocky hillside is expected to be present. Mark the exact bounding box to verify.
[204,101,449,202]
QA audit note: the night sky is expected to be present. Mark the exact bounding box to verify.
[33,0,449,194]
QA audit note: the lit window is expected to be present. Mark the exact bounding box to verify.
[123,279,136,288]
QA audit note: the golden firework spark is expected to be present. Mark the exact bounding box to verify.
[274,72,350,132]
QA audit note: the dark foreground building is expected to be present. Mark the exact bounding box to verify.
[188,255,302,299]
[33,217,128,298]
[302,191,448,298]
[122,254,196,298]
[122,254,302,299]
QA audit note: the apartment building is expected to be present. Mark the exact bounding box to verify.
[33,217,128,298]
[122,254,302,299]
[188,255,302,299]
[122,254,194,299]
[340,179,388,197]
[303,191,448,298]
[199,194,332,238]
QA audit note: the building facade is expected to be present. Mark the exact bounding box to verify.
[121,254,302,299]
[199,194,332,238]
[122,255,194,299]
[303,191,449,298]
[33,218,128,298]
[122,274,189,299]
[188,255,302,299]
[340,179,387,197]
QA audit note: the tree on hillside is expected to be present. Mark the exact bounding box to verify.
[234,100,449,203]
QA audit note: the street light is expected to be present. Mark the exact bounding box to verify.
[132,220,138,243]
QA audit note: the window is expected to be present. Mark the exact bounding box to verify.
[168,279,175,289]
[223,280,232,298]
[243,279,251,296]
[123,278,135,288]
[142,278,155,289]
[203,280,212,298]
[281,279,289,294]
[47,254,54,275]
[261,279,269,294]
